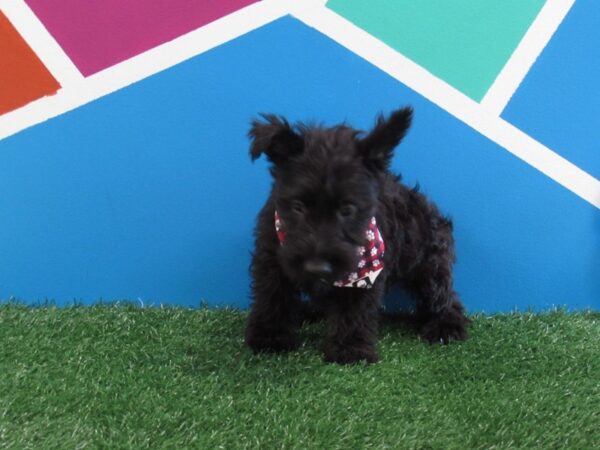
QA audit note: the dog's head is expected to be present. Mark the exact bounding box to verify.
[249,107,413,289]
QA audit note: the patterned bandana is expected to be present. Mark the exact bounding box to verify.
[274,211,385,289]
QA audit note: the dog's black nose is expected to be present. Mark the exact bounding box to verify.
[303,259,333,279]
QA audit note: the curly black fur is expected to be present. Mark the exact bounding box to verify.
[245,107,469,364]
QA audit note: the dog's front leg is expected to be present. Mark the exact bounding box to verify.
[245,249,301,354]
[322,285,383,364]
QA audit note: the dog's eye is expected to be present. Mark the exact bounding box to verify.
[338,203,356,218]
[290,200,306,215]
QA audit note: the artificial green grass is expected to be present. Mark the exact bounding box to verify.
[0,305,598,449]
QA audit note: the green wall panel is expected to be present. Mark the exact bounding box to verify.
[327,0,546,100]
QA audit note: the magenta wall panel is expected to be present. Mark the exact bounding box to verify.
[25,0,258,76]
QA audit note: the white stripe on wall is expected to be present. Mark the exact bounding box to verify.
[480,0,576,116]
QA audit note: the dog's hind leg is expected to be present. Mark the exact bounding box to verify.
[406,218,470,344]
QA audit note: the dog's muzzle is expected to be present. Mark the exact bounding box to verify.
[274,211,385,289]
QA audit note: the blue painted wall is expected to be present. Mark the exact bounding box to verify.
[0,17,598,311]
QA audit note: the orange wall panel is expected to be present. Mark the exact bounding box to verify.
[0,11,60,115]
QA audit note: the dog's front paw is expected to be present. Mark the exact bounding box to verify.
[419,303,469,344]
[245,329,298,354]
[323,343,379,365]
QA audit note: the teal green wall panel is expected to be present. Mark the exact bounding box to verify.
[327,0,546,100]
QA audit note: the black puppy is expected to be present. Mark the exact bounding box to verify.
[245,107,469,364]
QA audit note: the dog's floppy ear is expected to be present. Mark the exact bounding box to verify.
[357,106,413,171]
[248,114,303,164]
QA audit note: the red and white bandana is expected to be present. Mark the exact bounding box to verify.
[274,211,385,289]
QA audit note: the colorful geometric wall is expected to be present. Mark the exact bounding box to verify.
[0,0,598,312]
